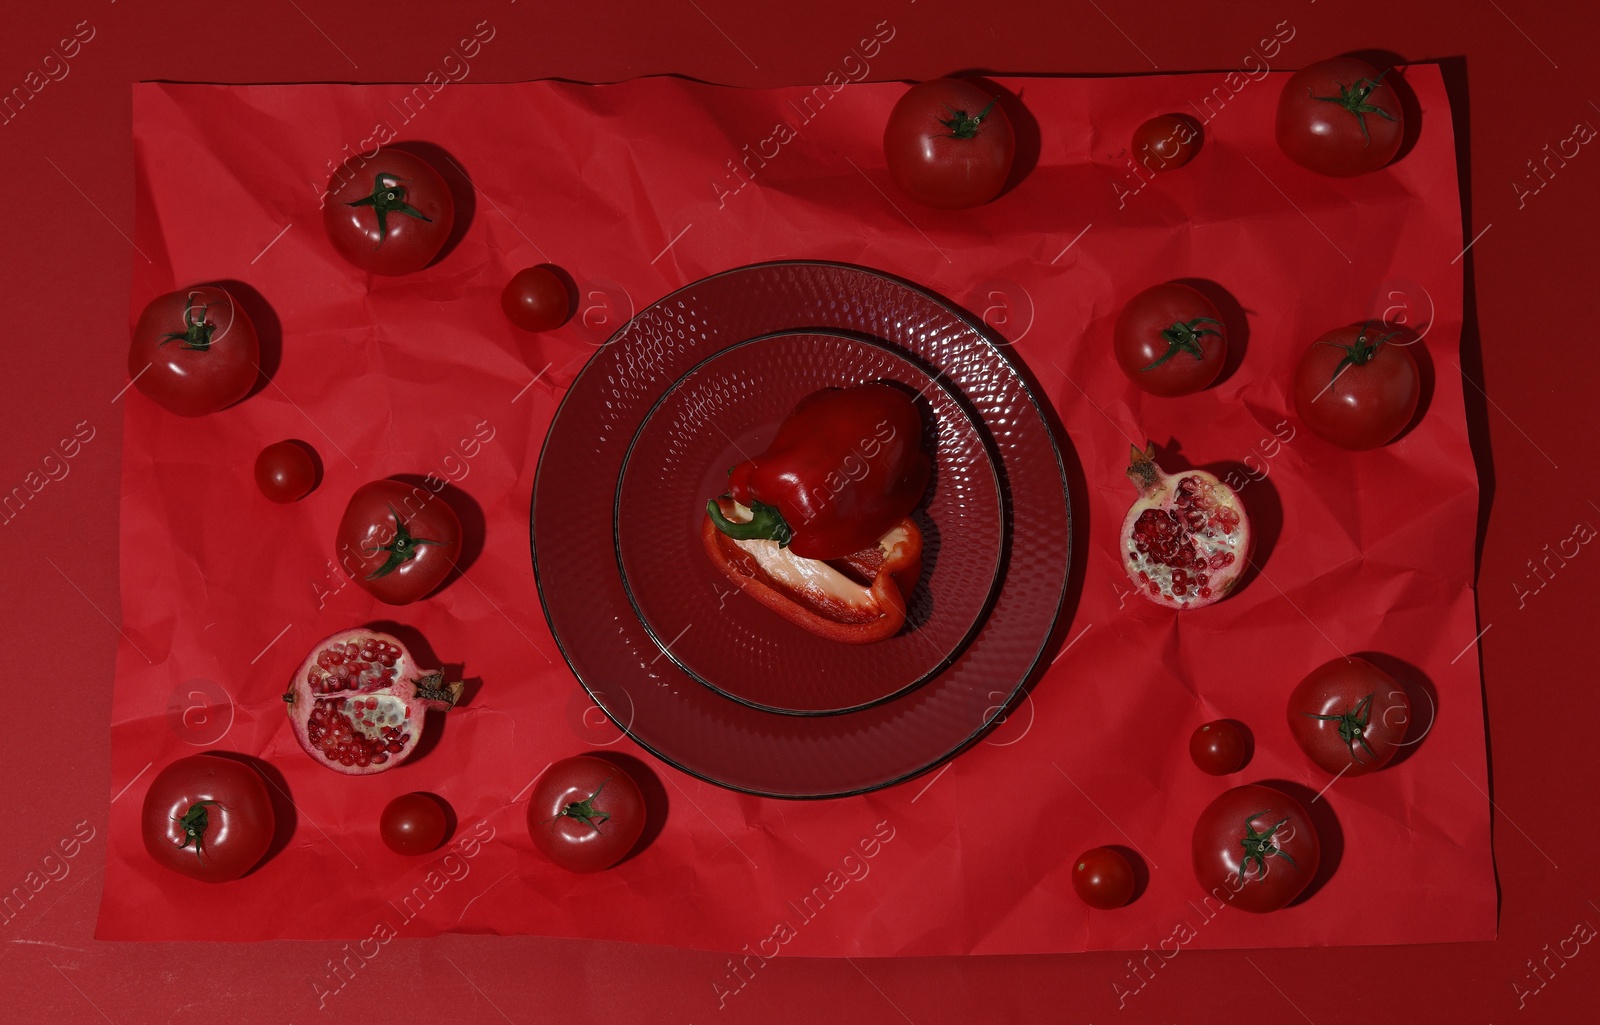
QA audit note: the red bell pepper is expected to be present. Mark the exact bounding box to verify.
[702,498,923,643]
[706,383,930,561]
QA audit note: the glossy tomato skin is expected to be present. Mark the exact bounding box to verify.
[323,149,455,275]
[1114,283,1227,396]
[141,754,274,883]
[255,440,317,503]
[129,286,259,417]
[336,480,462,605]
[1072,847,1136,909]
[884,79,1016,209]
[502,266,571,332]
[1132,114,1201,172]
[527,756,646,872]
[380,793,449,855]
[1275,58,1403,177]
[1192,784,1320,913]
[1189,720,1249,775]
[1293,324,1420,450]
[1288,657,1409,775]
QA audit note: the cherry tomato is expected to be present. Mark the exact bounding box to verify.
[141,754,274,883]
[1192,783,1320,913]
[335,479,462,605]
[254,440,317,503]
[128,286,259,417]
[1189,720,1248,775]
[380,793,448,855]
[526,756,646,872]
[323,149,455,275]
[1288,657,1410,775]
[1132,114,1200,172]
[1275,58,1403,177]
[883,78,1016,209]
[502,266,571,332]
[1293,323,1420,449]
[1113,283,1227,396]
[1071,846,1135,909]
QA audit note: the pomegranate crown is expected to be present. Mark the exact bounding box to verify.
[1126,442,1164,495]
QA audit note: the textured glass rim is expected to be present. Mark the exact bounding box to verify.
[610,327,1007,717]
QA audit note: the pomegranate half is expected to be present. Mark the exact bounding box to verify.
[1120,444,1252,609]
[283,628,461,774]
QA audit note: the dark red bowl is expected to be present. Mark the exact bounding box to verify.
[615,330,1004,715]
[531,261,1071,798]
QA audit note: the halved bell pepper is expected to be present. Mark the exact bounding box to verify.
[702,497,923,644]
[706,383,930,561]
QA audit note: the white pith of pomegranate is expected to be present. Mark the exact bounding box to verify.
[1119,444,1252,610]
[283,628,461,775]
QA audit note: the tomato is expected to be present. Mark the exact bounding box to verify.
[1275,58,1403,177]
[336,480,462,605]
[1113,283,1227,396]
[254,440,317,503]
[1189,720,1248,775]
[1293,323,1420,450]
[128,286,259,417]
[1191,783,1320,913]
[883,78,1015,209]
[141,754,274,883]
[526,756,646,872]
[1132,114,1200,172]
[323,149,455,275]
[1071,846,1135,909]
[502,266,571,332]
[380,793,448,855]
[1288,657,1409,775]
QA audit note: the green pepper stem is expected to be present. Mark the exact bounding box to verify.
[706,498,793,548]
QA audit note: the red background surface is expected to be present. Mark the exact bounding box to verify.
[1,0,1595,1021]
[100,67,1491,954]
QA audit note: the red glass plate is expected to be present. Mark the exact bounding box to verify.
[532,262,1070,798]
[614,330,1005,715]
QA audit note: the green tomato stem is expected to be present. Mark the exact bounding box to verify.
[346,171,433,248]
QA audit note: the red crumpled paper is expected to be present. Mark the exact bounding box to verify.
[102,66,1493,959]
